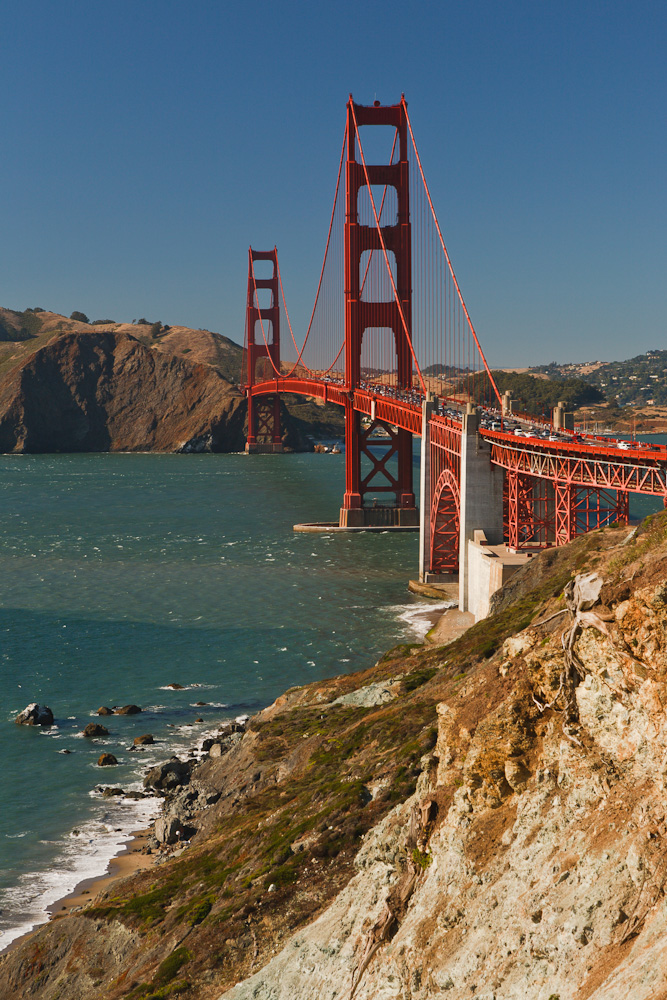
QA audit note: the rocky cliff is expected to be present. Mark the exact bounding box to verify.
[3,515,667,999]
[0,308,344,452]
[0,328,251,453]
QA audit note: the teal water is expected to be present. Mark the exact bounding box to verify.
[1,441,664,949]
[0,452,431,947]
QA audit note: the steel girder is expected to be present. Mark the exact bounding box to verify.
[488,437,667,498]
[430,469,460,573]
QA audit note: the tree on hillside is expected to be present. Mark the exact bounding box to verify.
[70,311,89,324]
[466,371,605,415]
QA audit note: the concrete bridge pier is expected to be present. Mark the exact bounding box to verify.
[418,396,436,583]
[457,410,506,613]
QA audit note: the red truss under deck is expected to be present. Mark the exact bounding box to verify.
[490,433,663,545]
[488,434,667,497]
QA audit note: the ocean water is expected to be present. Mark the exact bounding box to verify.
[0,451,435,949]
[1,442,664,950]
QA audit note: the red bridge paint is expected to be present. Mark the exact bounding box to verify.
[243,98,667,574]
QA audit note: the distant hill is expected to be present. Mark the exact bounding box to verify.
[531,350,667,407]
[0,308,245,385]
[485,370,605,415]
[0,309,343,453]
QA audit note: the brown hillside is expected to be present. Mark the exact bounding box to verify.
[0,329,248,453]
[0,309,344,448]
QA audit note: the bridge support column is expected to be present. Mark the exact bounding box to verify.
[339,405,418,527]
[419,397,435,581]
[244,247,283,454]
[458,410,505,612]
[342,400,362,515]
[339,98,417,529]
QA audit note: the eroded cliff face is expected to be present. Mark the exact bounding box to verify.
[223,519,667,1000]
[0,329,249,453]
[3,517,667,1000]
[0,310,342,452]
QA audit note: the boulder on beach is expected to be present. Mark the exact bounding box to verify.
[143,757,193,792]
[83,723,109,738]
[100,786,123,796]
[97,753,118,766]
[97,706,114,716]
[15,703,54,727]
[115,704,142,715]
[134,734,154,746]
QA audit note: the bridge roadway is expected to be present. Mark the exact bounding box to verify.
[247,378,667,500]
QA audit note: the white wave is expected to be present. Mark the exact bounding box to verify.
[0,795,160,951]
[157,683,218,692]
[389,600,458,640]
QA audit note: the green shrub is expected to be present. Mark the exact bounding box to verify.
[186,898,212,926]
[153,947,192,987]
[412,847,432,870]
[402,667,437,693]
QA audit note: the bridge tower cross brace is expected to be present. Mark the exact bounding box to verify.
[245,247,283,454]
[340,97,418,527]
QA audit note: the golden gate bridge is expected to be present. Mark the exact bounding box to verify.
[242,96,667,609]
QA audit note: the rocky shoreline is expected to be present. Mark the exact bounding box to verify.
[4,515,667,997]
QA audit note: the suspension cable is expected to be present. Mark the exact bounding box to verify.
[280,126,347,377]
[401,97,502,407]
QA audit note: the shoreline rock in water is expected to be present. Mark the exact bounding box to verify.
[4,516,667,998]
[14,703,54,726]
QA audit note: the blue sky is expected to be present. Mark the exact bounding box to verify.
[1,0,665,366]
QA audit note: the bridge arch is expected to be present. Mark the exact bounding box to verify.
[430,468,460,574]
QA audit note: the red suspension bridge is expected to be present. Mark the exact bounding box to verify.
[243,96,667,603]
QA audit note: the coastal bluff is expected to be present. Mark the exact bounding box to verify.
[3,512,667,997]
[0,308,341,453]
[0,327,247,453]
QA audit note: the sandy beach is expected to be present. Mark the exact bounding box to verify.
[1,827,157,957]
[426,605,475,644]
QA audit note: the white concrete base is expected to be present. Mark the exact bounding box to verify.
[467,530,534,621]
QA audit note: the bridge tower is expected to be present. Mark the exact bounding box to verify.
[339,98,418,527]
[245,247,283,453]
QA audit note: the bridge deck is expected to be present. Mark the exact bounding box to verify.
[248,378,667,498]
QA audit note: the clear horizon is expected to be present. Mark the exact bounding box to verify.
[2,0,665,368]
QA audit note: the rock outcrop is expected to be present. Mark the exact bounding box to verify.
[143,757,193,792]
[14,703,54,726]
[82,723,109,738]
